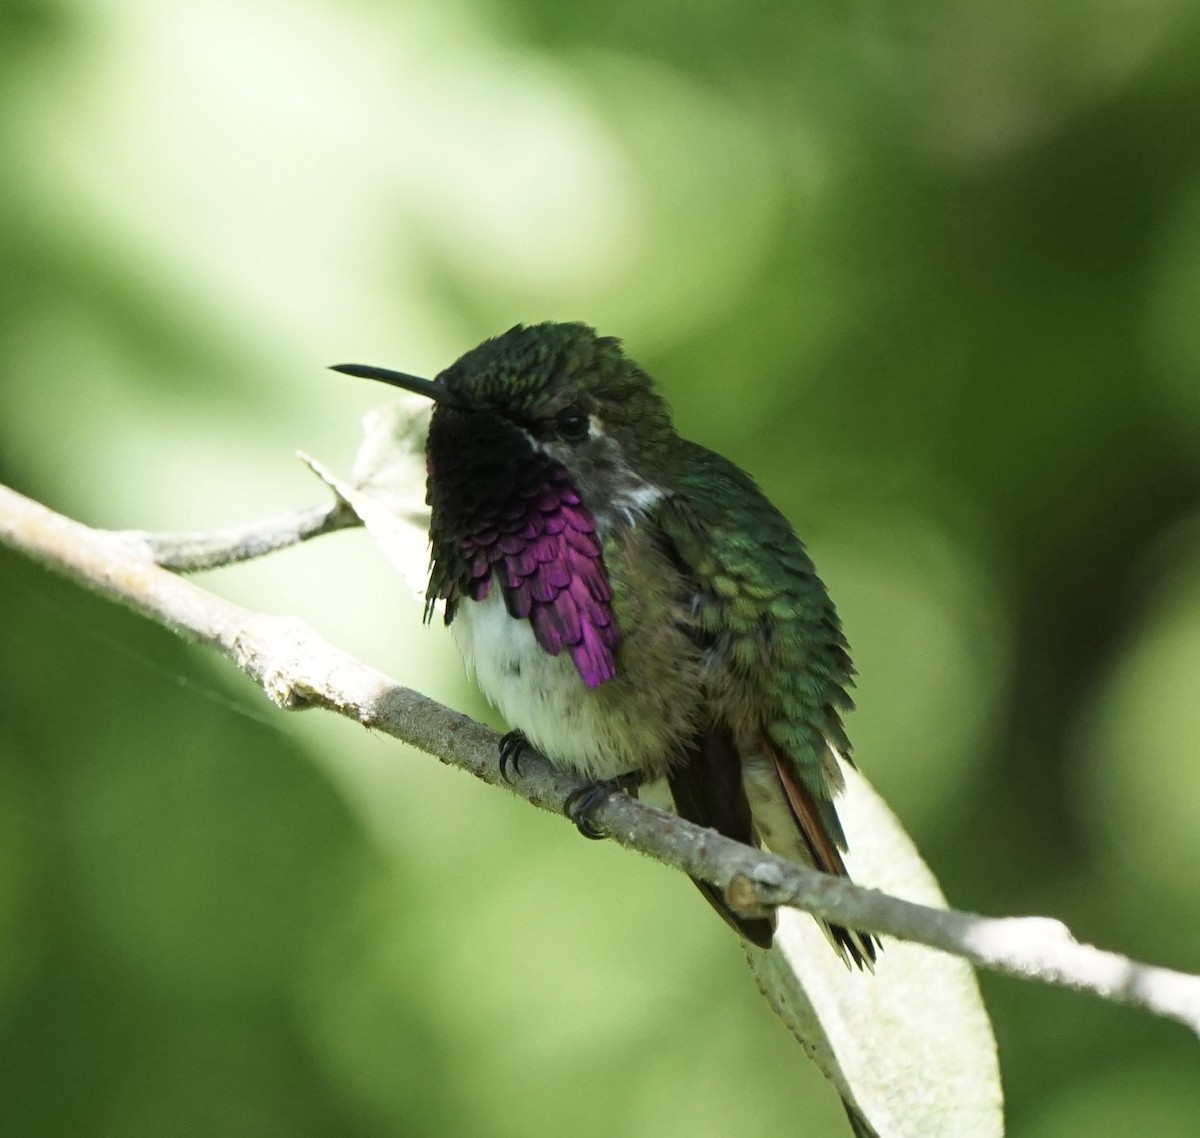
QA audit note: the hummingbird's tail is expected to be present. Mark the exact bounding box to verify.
[747,741,878,970]
[666,721,876,966]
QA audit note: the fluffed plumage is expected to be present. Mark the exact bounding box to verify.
[336,322,876,966]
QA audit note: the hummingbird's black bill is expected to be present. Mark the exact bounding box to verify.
[330,362,454,404]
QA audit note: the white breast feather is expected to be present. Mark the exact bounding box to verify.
[451,588,630,779]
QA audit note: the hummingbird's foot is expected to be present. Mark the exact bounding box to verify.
[498,730,533,783]
[564,771,644,840]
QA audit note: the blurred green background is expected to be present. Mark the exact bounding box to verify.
[3,0,1200,1134]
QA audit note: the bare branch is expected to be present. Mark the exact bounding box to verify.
[3,479,1200,1039]
[112,498,361,571]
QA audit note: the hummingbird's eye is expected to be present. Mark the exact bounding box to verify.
[554,406,590,443]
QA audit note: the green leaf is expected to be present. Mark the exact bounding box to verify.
[745,768,1004,1138]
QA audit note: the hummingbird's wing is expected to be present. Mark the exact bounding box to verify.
[665,722,775,948]
[654,442,876,967]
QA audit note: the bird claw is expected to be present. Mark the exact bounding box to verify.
[563,771,643,840]
[498,730,532,782]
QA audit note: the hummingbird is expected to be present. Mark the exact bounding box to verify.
[334,322,875,966]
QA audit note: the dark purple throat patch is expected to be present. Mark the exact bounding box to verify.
[426,409,619,688]
[461,467,618,688]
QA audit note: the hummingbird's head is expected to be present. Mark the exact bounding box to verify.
[334,322,679,500]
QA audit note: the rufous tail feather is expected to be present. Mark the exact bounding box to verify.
[766,739,878,969]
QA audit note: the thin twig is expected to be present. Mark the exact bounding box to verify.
[112,498,361,571]
[2,480,1199,1038]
